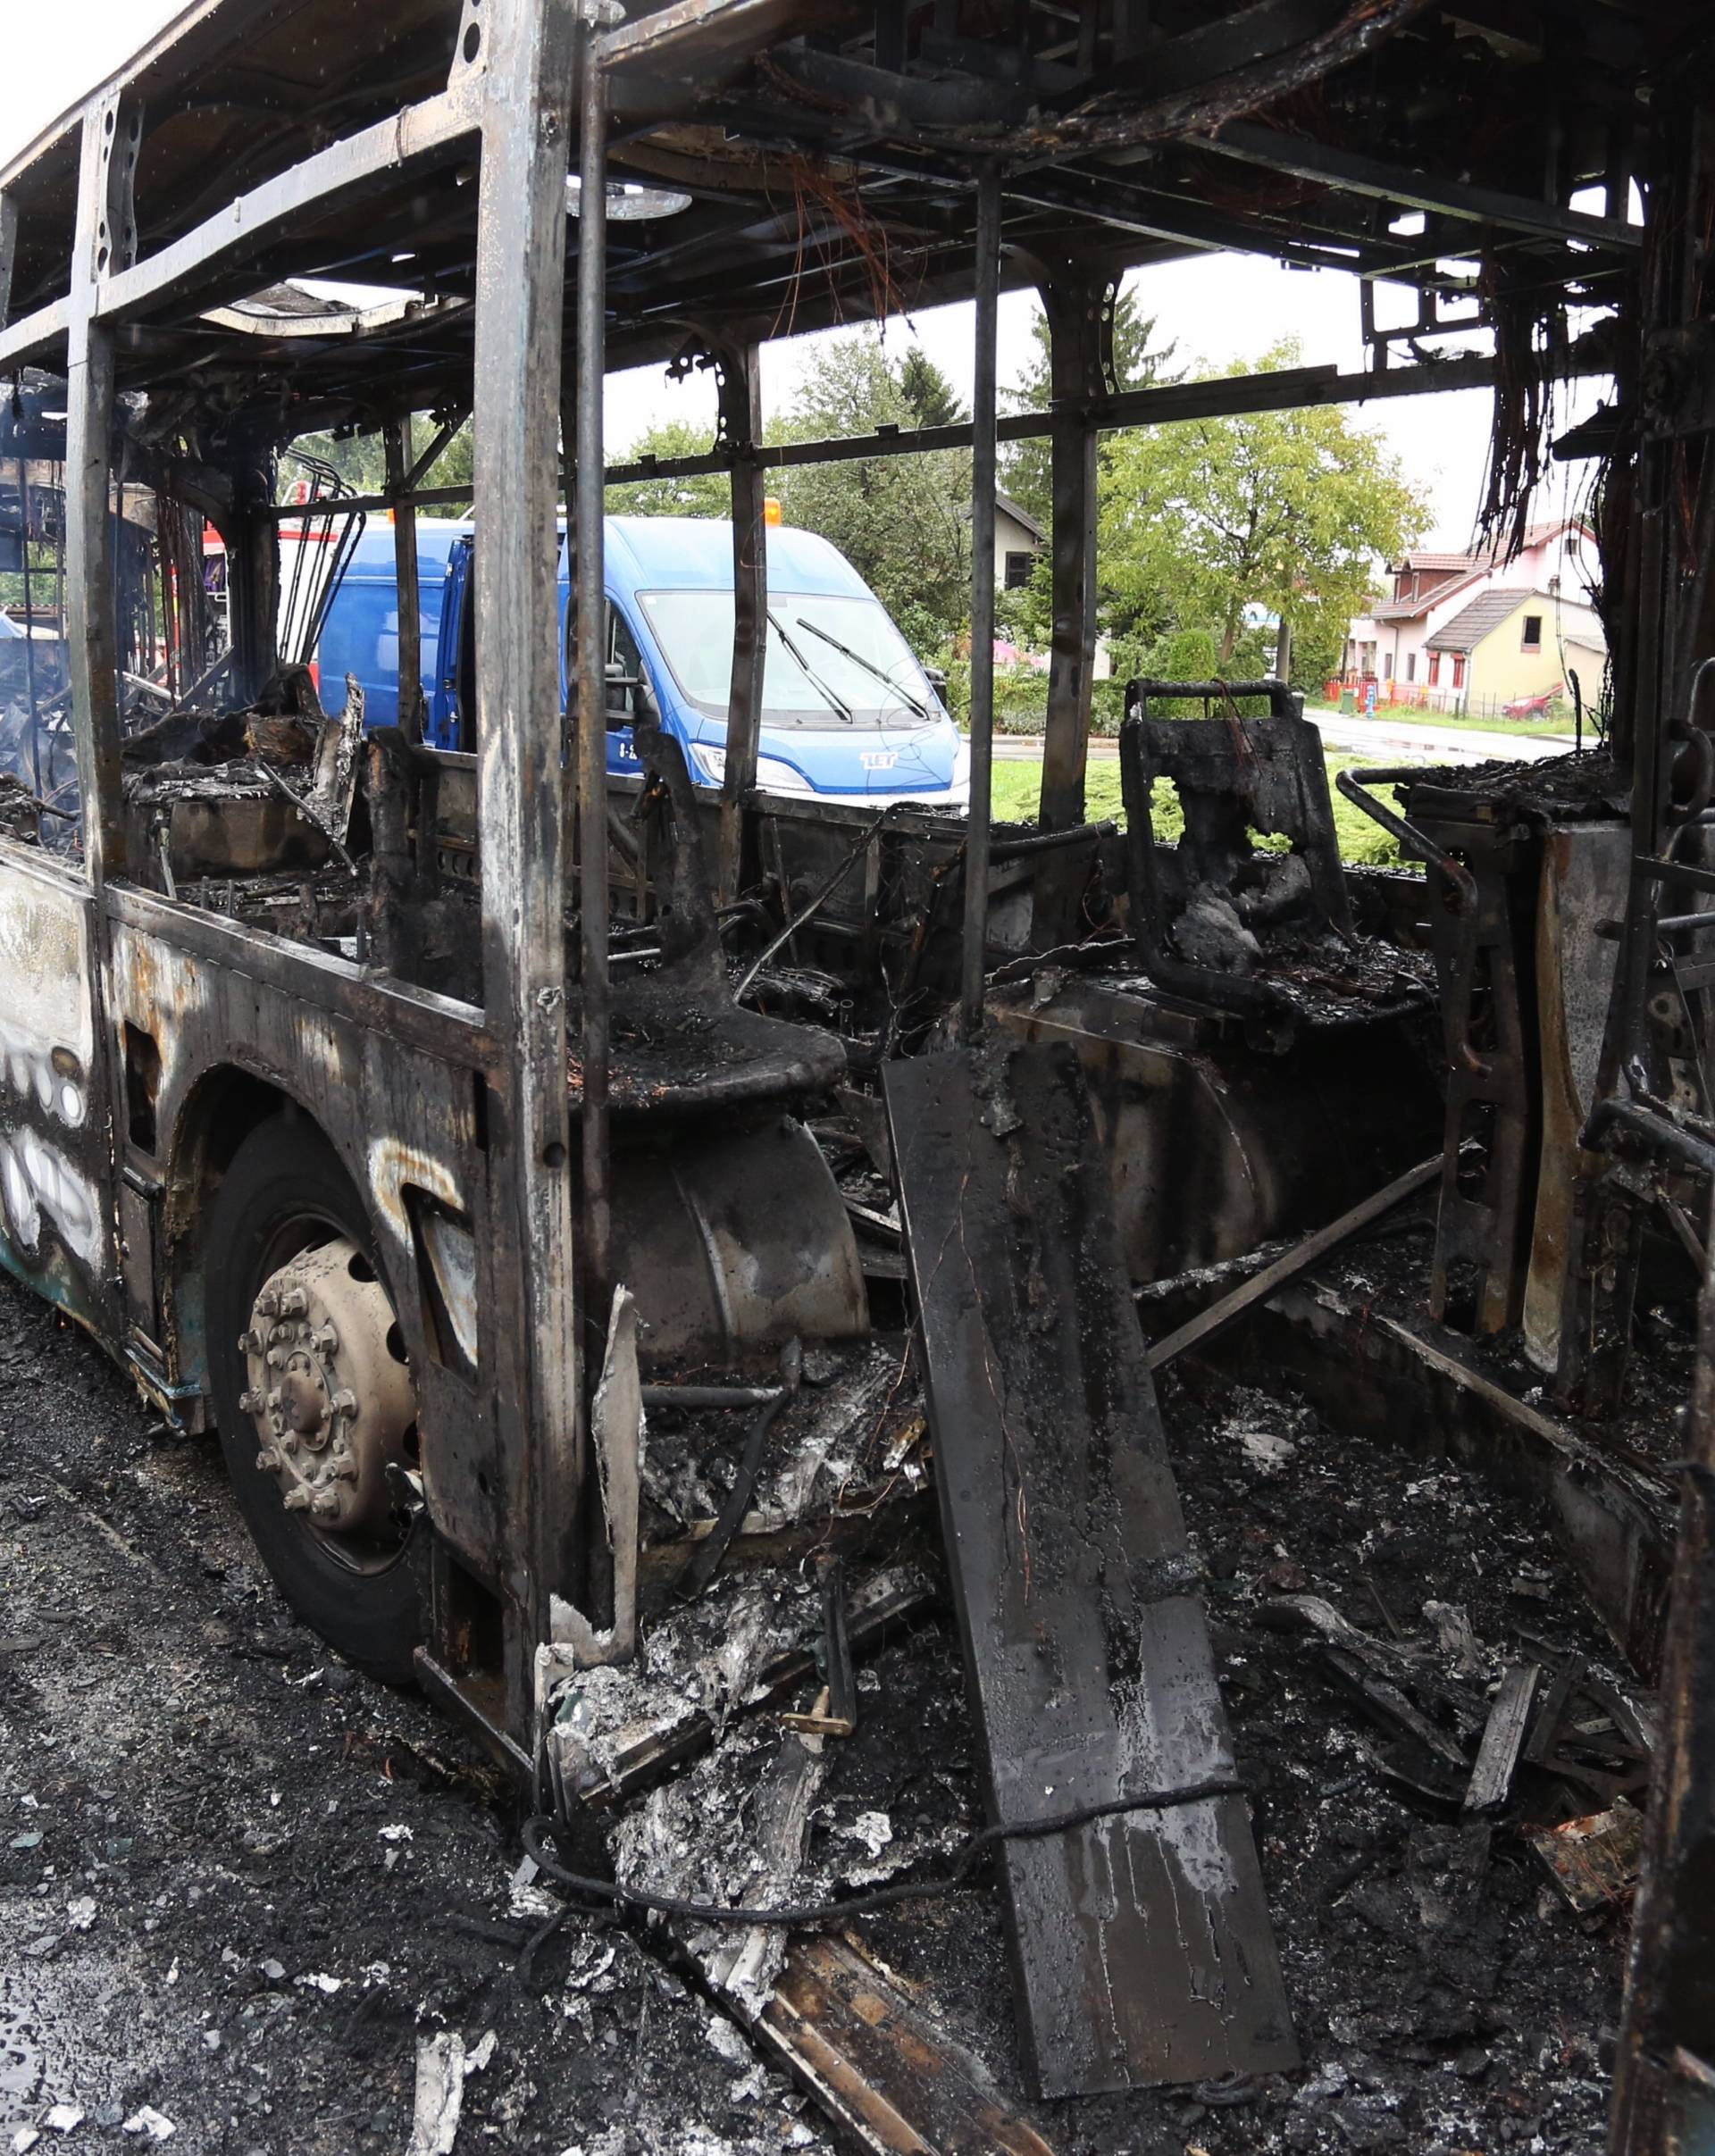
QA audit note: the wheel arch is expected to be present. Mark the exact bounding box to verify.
[163,1066,331,1401]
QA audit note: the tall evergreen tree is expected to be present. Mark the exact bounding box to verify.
[774,330,973,653]
[899,347,967,430]
[1001,285,1178,523]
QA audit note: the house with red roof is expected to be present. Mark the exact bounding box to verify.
[1342,516,1604,716]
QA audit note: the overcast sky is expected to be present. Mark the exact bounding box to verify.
[5,0,1605,551]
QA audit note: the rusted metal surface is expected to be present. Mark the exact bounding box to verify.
[1612,1238,1715,2155]
[758,1936,1060,2156]
[471,0,582,1708]
[887,1040,1296,2096]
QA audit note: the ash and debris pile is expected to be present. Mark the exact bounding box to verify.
[0,1218,1645,2155]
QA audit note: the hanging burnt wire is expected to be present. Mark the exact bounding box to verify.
[1475,255,1571,562]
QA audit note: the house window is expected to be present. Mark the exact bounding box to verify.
[1564,535,1579,557]
[1428,652,1442,687]
[1003,550,1034,590]
[1522,614,1543,651]
[1405,652,1416,682]
[1452,654,1467,689]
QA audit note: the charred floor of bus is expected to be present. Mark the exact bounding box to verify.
[0,1233,1649,2156]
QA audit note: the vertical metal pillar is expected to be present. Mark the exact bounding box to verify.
[64,91,139,882]
[960,166,1002,1039]
[472,0,581,1697]
[0,191,17,330]
[18,455,39,796]
[1610,1229,1715,2154]
[573,13,612,1343]
[719,340,766,902]
[1038,273,1106,838]
[383,416,422,740]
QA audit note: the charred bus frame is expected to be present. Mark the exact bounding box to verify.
[0,2,1712,2144]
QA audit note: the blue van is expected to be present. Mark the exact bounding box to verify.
[313,515,968,806]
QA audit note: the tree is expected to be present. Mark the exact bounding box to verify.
[280,417,473,514]
[605,416,732,518]
[1096,340,1427,684]
[1001,284,1178,524]
[774,330,972,652]
[899,347,967,430]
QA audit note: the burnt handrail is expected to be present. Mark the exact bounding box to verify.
[1335,765,1479,913]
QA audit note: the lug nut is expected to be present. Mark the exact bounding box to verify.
[312,1325,339,1355]
[265,1347,286,1369]
[255,1450,280,1474]
[330,1452,359,1482]
[237,1329,260,1355]
[280,1288,308,1317]
[281,1431,300,1454]
[255,1290,279,1318]
[282,1486,310,1512]
[331,1389,358,1419]
[238,1388,262,1415]
[310,1490,341,1521]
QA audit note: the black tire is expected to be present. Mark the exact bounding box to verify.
[205,1113,422,1681]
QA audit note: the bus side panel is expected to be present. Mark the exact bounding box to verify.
[107,919,504,1579]
[0,852,113,1332]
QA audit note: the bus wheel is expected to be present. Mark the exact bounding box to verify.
[205,1116,422,1681]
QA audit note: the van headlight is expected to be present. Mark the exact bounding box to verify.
[756,754,813,795]
[950,739,972,805]
[689,742,813,795]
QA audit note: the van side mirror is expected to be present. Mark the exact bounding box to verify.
[923,664,949,695]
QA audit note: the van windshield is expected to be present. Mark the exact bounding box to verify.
[637,589,939,731]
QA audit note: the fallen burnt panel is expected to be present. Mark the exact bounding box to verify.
[886,1038,1296,2097]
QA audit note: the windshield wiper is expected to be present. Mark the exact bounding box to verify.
[794,616,929,720]
[767,608,854,724]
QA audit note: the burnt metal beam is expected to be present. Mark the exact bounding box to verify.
[0,191,16,330]
[471,0,581,1717]
[65,88,142,884]
[597,0,840,79]
[1037,264,1108,844]
[1146,1152,1443,1370]
[573,11,614,1373]
[90,86,481,331]
[383,416,422,740]
[719,340,765,901]
[1203,121,1643,254]
[1008,171,1425,280]
[0,296,70,372]
[1611,1246,1715,2155]
[597,347,1606,489]
[960,165,1000,1040]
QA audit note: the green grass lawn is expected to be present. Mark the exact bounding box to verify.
[990,752,1407,865]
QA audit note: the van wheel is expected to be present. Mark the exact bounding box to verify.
[205,1116,422,1681]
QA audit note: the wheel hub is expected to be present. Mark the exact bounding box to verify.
[239,1238,414,1539]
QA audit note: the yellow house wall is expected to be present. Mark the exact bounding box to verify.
[1468,606,1573,707]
